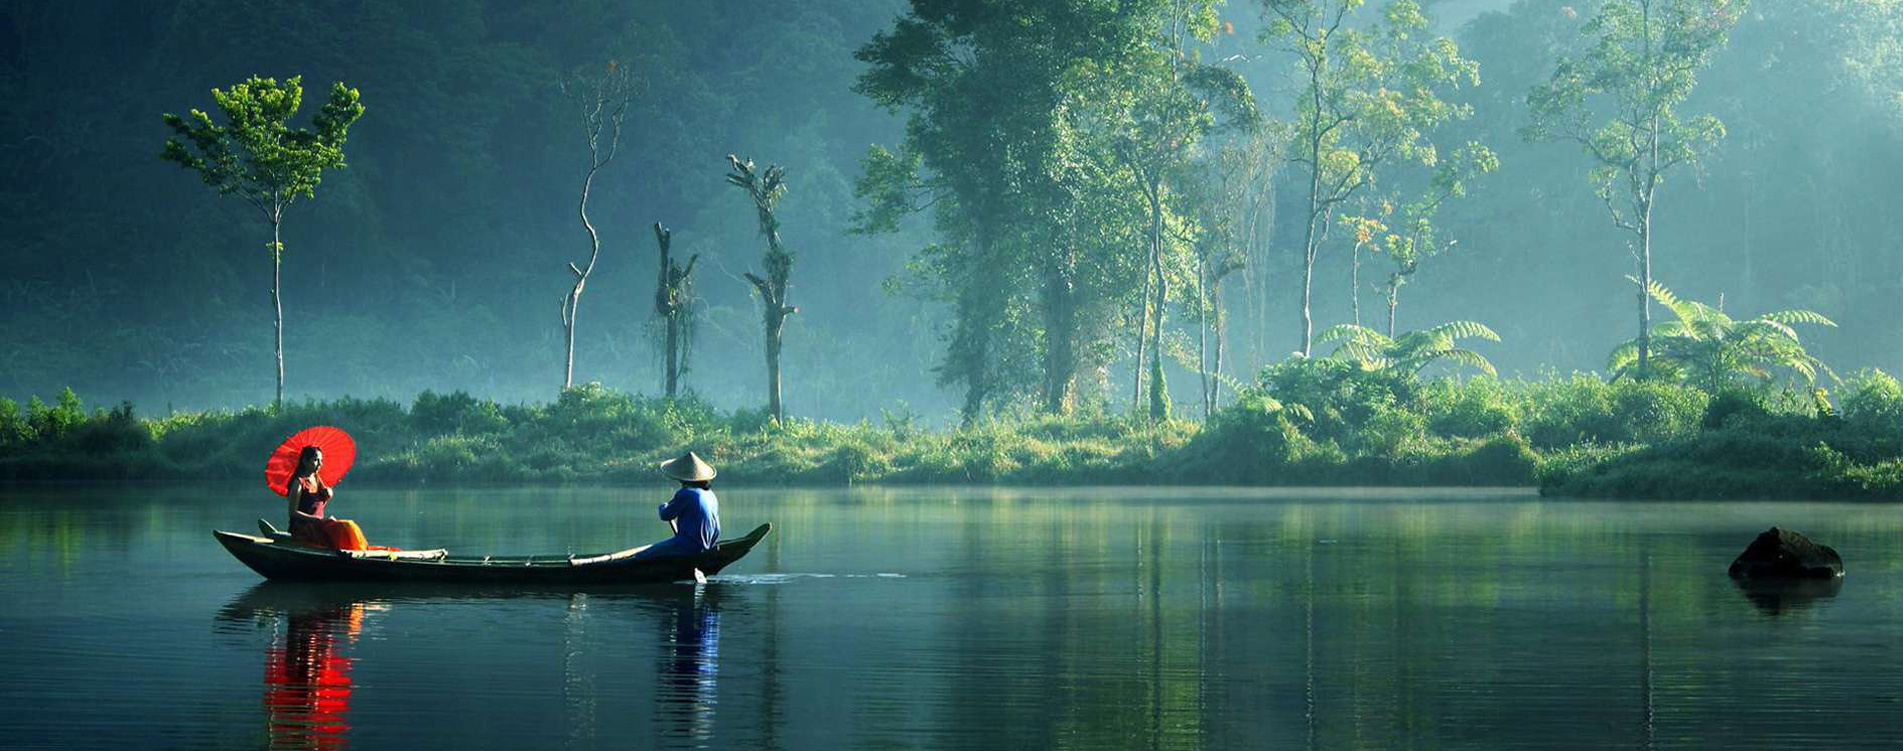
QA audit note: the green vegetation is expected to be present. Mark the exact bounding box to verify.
[1316,320,1501,377]
[1608,281,1836,389]
[160,75,365,406]
[1524,0,1745,374]
[1263,0,1485,357]
[9,363,1902,499]
[10,1,1903,502]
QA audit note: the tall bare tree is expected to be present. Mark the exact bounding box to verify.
[726,154,798,421]
[651,223,697,400]
[556,60,633,389]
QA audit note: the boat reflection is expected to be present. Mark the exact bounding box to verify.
[655,584,722,744]
[219,585,379,750]
[264,604,362,750]
[217,582,730,749]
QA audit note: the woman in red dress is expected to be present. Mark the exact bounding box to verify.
[286,446,368,551]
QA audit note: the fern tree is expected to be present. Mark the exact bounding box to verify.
[1609,281,1836,391]
[1316,320,1500,376]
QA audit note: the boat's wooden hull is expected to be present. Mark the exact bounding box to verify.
[214,523,771,585]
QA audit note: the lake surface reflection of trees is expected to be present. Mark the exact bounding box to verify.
[97,489,1900,749]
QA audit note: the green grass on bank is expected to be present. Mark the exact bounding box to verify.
[5,362,1903,499]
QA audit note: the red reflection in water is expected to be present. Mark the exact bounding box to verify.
[262,604,364,750]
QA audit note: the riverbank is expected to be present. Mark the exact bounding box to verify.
[6,364,1903,499]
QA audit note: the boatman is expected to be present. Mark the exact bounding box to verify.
[639,451,722,559]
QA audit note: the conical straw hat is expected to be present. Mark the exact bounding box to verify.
[660,451,717,482]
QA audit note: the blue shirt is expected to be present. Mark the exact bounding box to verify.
[658,487,721,552]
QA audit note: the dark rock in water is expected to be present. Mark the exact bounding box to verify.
[1727,527,1844,579]
[1733,576,1843,615]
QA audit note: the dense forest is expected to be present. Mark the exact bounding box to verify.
[5,0,1903,496]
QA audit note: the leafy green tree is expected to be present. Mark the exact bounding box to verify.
[161,76,364,405]
[727,154,798,422]
[854,0,1204,421]
[854,2,1050,421]
[1609,280,1836,391]
[1828,0,1903,117]
[1259,0,1479,356]
[1316,320,1501,376]
[1525,0,1747,375]
[556,60,633,390]
[1081,5,1258,421]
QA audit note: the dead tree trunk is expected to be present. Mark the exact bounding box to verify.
[727,154,798,422]
[556,60,632,390]
[652,223,697,400]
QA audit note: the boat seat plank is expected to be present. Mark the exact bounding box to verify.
[342,548,449,561]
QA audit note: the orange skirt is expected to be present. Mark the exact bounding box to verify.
[294,519,369,551]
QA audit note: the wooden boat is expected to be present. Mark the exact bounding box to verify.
[213,521,772,585]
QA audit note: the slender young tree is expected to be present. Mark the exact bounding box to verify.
[557,60,633,390]
[1187,136,1266,419]
[727,154,798,422]
[161,76,364,407]
[1525,0,1746,375]
[1345,141,1497,336]
[1259,0,1479,356]
[1078,3,1256,420]
[651,223,697,400]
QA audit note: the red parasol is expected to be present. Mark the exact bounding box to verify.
[264,426,357,496]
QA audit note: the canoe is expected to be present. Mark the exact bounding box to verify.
[213,522,772,585]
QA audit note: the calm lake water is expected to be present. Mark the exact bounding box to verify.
[2,485,1900,750]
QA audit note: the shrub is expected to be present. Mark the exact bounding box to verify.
[1421,378,1515,439]
[1841,369,1903,431]
[1702,389,1770,429]
[729,405,774,435]
[411,390,508,436]
[69,402,154,455]
[1521,375,1705,449]
[828,440,891,484]
[1355,405,1428,459]
[411,434,501,480]
[26,388,86,442]
[1611,379,1709,444]
[1457,433,1540,485]
[1179,390,1311,482]
[1257,357,1413,446]
[0,398,29,450]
